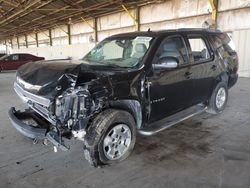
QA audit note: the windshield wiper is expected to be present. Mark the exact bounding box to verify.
[84,59,131,68]
[104,62,132,68]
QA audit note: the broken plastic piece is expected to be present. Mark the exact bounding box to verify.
[33,138,38,144]
[54,146,58,153]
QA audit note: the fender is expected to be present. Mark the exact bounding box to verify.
[108,100,142,129]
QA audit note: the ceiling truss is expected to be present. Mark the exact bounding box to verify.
[0,0,165,41]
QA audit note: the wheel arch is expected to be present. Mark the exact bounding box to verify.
[107,100,142,129]
[210,72,229,98]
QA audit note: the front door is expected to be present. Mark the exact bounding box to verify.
[148,35,194,123]
[1,54,20,70]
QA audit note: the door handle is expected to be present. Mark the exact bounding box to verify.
[184,71,192,79]
[211,64,217,71]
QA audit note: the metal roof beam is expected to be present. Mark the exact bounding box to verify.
[0,0,40,25]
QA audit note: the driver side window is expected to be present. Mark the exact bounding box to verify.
[6,54,19,61]
[154,36,188,65]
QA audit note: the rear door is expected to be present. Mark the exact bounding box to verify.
[148,35,195,122]
[186,34,220,103]
[18,54,31,66]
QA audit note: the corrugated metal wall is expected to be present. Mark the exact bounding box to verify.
[233,30,250,77]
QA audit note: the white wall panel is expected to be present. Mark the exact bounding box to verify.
[140,15,210,31]
[38,31,49,40]
[217,9,250,31]
[52,26,68,38]
[98,26,134,41]
[233,29,250,77]
[71,33,94,44]
[12,43,95,60]
[98,11,134,31]
[53,36,68,46]
[140,0,210,24]
[219,0,250,11]
[72,21,94,35]
[140,1,174,24]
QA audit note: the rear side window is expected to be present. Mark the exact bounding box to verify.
[188,37,211,63]
[19,54,32,61]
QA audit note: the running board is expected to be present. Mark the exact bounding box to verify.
[138,104,207,136]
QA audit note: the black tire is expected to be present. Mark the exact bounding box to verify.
[83,109,136,167]
[206,82,228,114]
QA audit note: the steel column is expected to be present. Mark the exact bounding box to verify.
[17,36,20,49]
[209,0,219,28]
[49,29,52,46]
[67,24,71,45]
[25,35,28,48]
[35,33,39,47]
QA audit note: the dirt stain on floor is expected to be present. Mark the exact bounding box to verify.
[134,119,219,165]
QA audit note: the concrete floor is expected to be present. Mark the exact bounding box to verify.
[0,72,250,188]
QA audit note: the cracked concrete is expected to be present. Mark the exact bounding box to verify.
[0,72,250,188]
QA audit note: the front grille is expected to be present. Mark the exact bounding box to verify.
[16,76,41,91]
[14,82,56,125]
[14,82,51,107]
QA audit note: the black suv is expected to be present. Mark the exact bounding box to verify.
[8,29,238,167]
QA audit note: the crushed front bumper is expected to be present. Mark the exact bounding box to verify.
[8,107,47,139]
[8,107,70,151]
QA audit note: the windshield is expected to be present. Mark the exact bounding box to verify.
[83,36,153,68]
[0,54,8,60]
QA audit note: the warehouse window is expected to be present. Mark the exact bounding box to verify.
[188,37,210,62]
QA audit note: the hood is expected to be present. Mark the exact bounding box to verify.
[17,60,80,86]
[16,60,112,98]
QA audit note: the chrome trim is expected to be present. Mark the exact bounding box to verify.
[16,76,42,91]
[14,82,51,107]
[31,103,56,125]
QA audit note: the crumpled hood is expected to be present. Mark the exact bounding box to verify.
[17,60,81,86]
[16,60,111,98]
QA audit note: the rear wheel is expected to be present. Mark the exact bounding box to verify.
[83,109,136,167]
[207,82,228,114]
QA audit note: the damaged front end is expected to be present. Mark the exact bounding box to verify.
[8,62,107,151]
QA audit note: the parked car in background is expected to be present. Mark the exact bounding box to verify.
[0,53,44,72]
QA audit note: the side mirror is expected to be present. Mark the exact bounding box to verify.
[153,56,179,70]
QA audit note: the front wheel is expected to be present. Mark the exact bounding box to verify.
[206,82,228,114]
[83,109,136,167]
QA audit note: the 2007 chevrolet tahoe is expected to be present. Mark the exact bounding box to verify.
[8,29,238,167]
